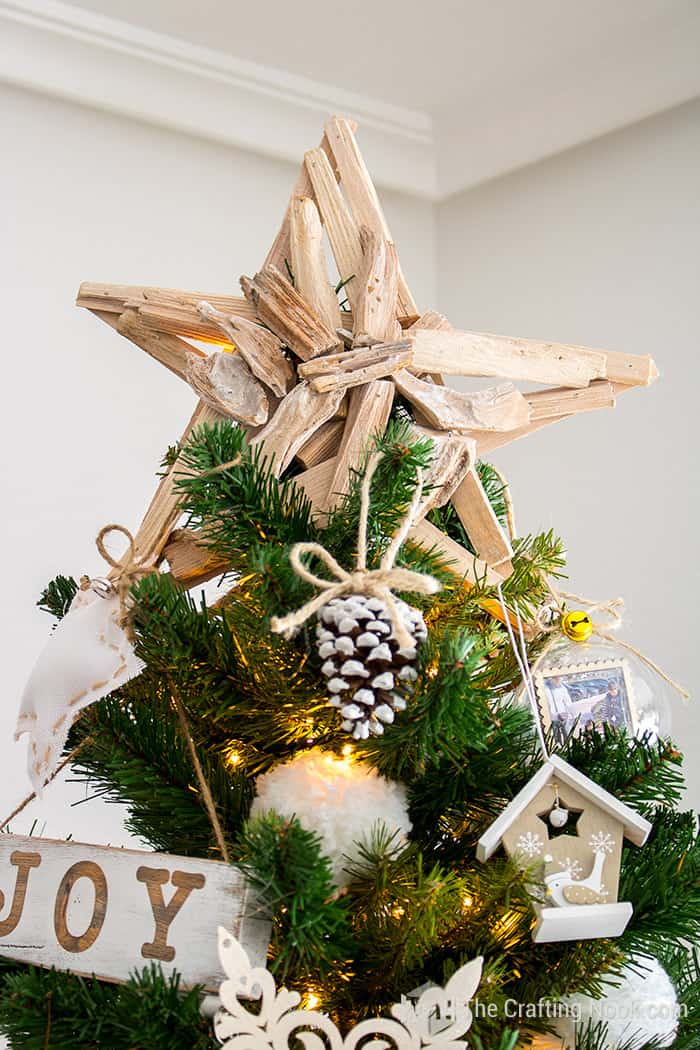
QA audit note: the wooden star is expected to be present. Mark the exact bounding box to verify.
[75,117,657,595]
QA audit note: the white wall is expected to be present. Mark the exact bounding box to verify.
[0,84,435,843]
[438,99,700,806]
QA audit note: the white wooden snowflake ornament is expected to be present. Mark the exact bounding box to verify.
[476,755,652,943]
[214,927,483,1049]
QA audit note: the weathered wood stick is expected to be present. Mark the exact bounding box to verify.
[164,458,504,590]
[406,310,453,333]
[603,349,658,387]
[324,117,418,316]
[411,329,607,388]
[471,415,571,457]
[394,370,530,432]
[197,301,293,398]
[263,130,344,273]
[185,352,269,426]
[403,309,449,386]
[241,266,340,362]
[296,417,345,469]
[292,454,504,584]
[125,402,224,572]
[450,470,514,573]
[77,282,257,337]
[107,310,269,427]
[411,426,476,516]
[408,518,507,585]
[289,197,343,332]
[106,309,205,380]
[304,146,363,312]
[77,283,354,343]
[162,528,229,588]
[352,228,401,346]
[250,382,345,475]
[303,342,413,393]
[323,381,394,511]
[527,380,616,420]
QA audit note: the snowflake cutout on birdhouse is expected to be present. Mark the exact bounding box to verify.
[477,755,652,943]
[516,831,544,858]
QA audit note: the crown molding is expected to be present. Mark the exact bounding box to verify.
[1,0,699,203]
[0,0,438,199]
[434,5,700,199]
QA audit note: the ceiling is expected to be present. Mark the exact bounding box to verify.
[2,0,699,198]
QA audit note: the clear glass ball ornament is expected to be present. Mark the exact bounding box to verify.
[520,630,676,744]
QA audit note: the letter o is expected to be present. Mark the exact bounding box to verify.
[54,861,108,953]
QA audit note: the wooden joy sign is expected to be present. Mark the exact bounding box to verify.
[0,836,270,990]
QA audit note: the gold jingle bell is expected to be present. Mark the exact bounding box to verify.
[561,610,593,643]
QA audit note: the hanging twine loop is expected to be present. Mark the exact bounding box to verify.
[270,451,441,649]
[532,581,690,702]
[94,524,155,641]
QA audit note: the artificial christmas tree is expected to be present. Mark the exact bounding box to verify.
[1,117,697,1050]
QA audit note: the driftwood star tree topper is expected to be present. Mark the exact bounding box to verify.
[75,117,658,595]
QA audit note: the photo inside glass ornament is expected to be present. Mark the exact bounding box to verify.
[517,633,675,744]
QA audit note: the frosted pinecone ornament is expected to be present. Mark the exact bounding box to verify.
[316,594,427,739]
[270,450,440,739]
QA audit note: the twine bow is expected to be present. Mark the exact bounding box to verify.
[536,584,690,702]
[95,524,155,641]
[270,451,441,649]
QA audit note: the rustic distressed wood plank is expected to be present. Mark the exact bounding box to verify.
[0,835,269,991]
[304,146,363,312]
[296,417,345,469]
[300,340,413,393]
[394,370,530,432]
[411,329,608,388]
[250,382,345,475]
[352,228,401,346]
[324,117,418,316]
[289,197,343,333]
[451,469,514,573]
[197,301,293,398]
[527,380,616,420]
[241,266,340,362]
[324,381,394,510]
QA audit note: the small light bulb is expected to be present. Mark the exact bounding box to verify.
[341,744,354,758]
[462,894,473,910]
[227,751,241,768]
[306,990,319,1009]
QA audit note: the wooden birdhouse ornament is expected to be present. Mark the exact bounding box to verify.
[476,755,652,943]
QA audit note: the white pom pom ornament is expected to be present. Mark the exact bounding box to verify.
[561,955,680,1047]
[250,748,411,888]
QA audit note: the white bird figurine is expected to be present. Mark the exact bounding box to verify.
[544,849,609,907]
